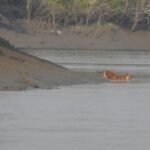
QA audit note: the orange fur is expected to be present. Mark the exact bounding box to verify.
[97,70,131,81]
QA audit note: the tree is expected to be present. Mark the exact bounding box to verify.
[26,0,32,22]
[41,0,66,29]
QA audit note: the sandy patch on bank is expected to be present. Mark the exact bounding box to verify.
[0,28,150,50]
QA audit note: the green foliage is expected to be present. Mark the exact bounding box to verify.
[107,0,123,8]
[106,0,125,12]
[15,0,148,31]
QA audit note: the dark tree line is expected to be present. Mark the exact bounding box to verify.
[0,0,150,31]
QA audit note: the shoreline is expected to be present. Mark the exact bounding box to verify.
[0,28,150,51]
[0,37,104,91]
[0,27,150,91]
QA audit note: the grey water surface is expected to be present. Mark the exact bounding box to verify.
[1,49,150,150]
[21,49,150,72]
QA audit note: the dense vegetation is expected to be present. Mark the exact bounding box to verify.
[0,0,150,31]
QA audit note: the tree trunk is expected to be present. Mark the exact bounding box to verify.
[26,0,32,23]
[124,0,129,14]
[51,6,56,30]
[131,1,140,31]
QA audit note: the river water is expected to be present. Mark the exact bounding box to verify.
[1,49,150,150]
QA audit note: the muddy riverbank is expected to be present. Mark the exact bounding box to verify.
[0,37,103,90]
[0,28,150,51]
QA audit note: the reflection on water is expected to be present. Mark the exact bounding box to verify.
[0,84,150,150]
[1,49,150,150]
[20,48,150,83]
[21,49,150,72]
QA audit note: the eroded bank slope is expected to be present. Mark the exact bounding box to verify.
[0,37,102,90]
